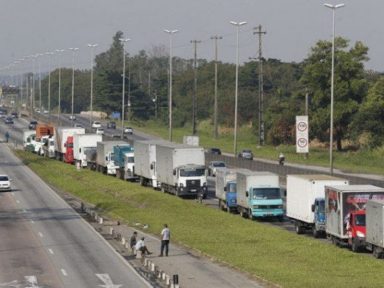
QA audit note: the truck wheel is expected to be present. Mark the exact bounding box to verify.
[312,228,320,238]
[295,222,304,234]
[373,246,382,259]
[139,177,144,186]
[351,238,360,253]
[248,210,253,220]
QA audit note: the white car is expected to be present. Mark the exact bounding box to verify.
[69,115,76,120]
[0,175,11,191]
[208,161,226,176]
[96,127,104,135]
[91,121,102,129]
[123,127,133,135]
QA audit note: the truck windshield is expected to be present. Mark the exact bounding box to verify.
[127,157,134,163]
[252,188,280,200]
[180,168,205,177]
[227,182,236,193]
[318,200,325,213]
[354,215,366,226]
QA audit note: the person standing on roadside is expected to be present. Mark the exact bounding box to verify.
[159,224,170,257]
[130,231,138,255]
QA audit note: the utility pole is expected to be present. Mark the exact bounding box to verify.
[253,25,267,146]
[190,40,201,135]
[211,36,222,139]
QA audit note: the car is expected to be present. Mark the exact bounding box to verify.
[95,127,105,135]
[91,121,102,129]
[11,112,18,118]
[207,147,222,155]
[69,115,76,120]
[43,110,49,114]
[4,117,14,124]
[208,161,226,176]
[0,175,11,191]
[28,120,38,130]
[123,127,133,135]
[238,149,254,160]
[73,123,83,128]
[107,121,116,129]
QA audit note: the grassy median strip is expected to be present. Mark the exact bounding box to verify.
[16,150,384,288]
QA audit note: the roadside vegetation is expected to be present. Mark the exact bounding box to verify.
[16,150,384,288]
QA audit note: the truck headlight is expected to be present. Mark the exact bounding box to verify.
[356,231,365,238]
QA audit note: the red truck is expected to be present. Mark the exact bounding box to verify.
[64,136,74,164]
[325,185,384,252]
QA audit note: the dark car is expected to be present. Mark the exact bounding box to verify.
[4,117,14,124]
[207,147,222,155]
[28,120,38,130]
[107,121,116,129]
[11,112,18,118]
[238,149,253,160]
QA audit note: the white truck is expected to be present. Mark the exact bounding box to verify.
[22,129,36,150]
[156,142,207,197]
[286,174,349,237]
[134,139,168,188]
[366,200,384,258]
[54,127,85,161]
[236,170,283,219]
[96,140,126,175]
[73,134,102,167]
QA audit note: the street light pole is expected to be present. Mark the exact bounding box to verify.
[211,36,222,139]
[69,48,79,119]
[164,29,178,142]
[324,3,345,175]
[45,52,54,119]
[87,43,98,126]
[230,21,247,156]
[55,49,65,125]
[119,38,130,139]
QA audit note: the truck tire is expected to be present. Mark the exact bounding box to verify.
[373,246,382,259]
[139,177,145,186]
[312,227,320,238]
[351,238,360,253]
[295,222,304,234]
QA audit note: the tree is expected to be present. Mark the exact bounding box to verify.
[301,37,369,150]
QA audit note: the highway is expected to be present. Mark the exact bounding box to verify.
[0,117,151,287]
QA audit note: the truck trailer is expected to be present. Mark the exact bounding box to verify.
[236,170,283,219]
[134,140,168,188]
[156,142,207,197]
[325,185,384,252]
[54,127,85,161]
[96,140,126,174]
[366,200,384,258]
[215,168,240,212]
[73,134,102,167]
[286,174,349,237]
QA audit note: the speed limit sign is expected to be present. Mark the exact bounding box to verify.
[296,116,309,153]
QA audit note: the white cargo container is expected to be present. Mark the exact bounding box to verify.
[73,134,102,167]
[156,142,207,197]
[286,174,348,237]
[54,127,85,160]
[236,170,283,219]
[134,140,167,188]
[366,200,384,258]
[96,140,126,174]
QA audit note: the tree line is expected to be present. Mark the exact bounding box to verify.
[38,31,384,150]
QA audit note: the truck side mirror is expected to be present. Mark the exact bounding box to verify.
[311,204,315,212]
[224,187,227,192]
[245,191,249,197]
[150,163,154,170]
[173,169,176,176]
[105,156,108,161]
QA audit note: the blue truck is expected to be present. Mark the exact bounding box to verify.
[236,170,284,220]
[113,144,136,180]
[215,168,238,212]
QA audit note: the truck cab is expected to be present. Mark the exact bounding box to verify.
[174,164,207,197]
[64,136,74,164]
[246,186,283,218]
[347,210,366,252]
[312,198,326,237]
[224,180,237,211]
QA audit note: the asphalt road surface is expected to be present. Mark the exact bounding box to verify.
[0,140,150,287]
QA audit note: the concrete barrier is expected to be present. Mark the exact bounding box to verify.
[98,217,103,224]
[109,227,114,235]
[121,237,126,245]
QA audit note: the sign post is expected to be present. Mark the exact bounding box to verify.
[296,116,309,154]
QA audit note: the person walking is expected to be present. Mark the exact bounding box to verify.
[130,231,138,255]
[159,224,170,257]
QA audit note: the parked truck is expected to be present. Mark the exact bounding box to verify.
[286,174,349,237]
[366,200,384,258]
[96,140,126,174]
[113,144,136,180]
[156,143,207,197]
[216,168,240,212]
[22,129,36,151]
[325,185,384,252]
[34,124,55,156]
[236,170,283,219]
[54,127,85,161]
[73,134,102,167]
[134,140,168,188]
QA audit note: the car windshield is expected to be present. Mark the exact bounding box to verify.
[355,214,366,226]
[252,188,280,199]
[180,168,205,177]
[213,162,225,167]
[227,182,236,193]
[0,176,9,181]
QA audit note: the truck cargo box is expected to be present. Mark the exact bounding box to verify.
[366,200,384,249]
[96,141,126,168]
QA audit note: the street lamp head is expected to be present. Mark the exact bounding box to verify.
[230,21,247,26]
[164,29,178,34]
[87,43,98,48]
[324,3,345,9]
[119,38,131,43]
[69,47,79,51]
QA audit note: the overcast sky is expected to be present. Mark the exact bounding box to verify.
[1,0,383,73]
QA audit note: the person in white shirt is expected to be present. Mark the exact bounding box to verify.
[135,237,152,255]
[159,224,170,257]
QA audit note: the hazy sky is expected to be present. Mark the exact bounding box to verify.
[1,0,383,73]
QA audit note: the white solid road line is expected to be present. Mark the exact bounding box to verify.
[38,232,43,238]
[61,269,68,276]
[16,200,20,204]
[48,249,54,255]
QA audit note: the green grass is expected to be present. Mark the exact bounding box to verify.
[130,119,384,175]
[16,150,384,288]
